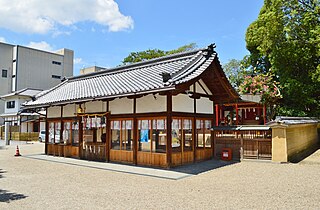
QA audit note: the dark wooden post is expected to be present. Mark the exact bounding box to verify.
[213,130,216,158]
[193,84,197,162]
[105,101,110,162]
[263,105,267,125]
[133,98,138,165]
[166,92,172,168]
[235,103,239,125]
[59,106,64,157]
[45,107,48,155]
[79,104,83,159]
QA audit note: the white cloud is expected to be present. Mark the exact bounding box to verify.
[0,36,5,42]
[74,58,83,64]
[27,41,54,52]
[0,0,134,34]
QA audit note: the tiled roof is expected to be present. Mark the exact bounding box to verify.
[1,88,43,99]
[25,44,220,107]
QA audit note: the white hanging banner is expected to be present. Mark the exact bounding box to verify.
[126,120,132,129]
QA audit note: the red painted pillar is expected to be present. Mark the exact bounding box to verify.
[215,104,219,126]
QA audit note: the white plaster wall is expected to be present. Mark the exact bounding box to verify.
[110,98,133,114]
[47,106,61,118]
[173,94,193,113]
[4,98,19,114]
[137,94,166,113]
[40,121,45,131]
[4,97,29,114]
[196,97,213,114]
[85,101,105,113]
[21,122,28,132]
[196,79,212,95]
[63,104,76,117]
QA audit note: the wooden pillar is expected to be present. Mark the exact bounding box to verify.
[240,132,244,160]
[79,104,84,159]
[235,103,239,125]
[213,130,217,158]
[45,107,48,155]
[215,104,219,126]
[166,92,172,168]
[133,98,138,165]
[263,105,267,125]
[193,84,197,162]
[60,106,63,144]
[105,101,110,162]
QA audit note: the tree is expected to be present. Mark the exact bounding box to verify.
[245,0,320,117]
[223,59,251,89]
[239,74,282,121]
[122,43,197,65]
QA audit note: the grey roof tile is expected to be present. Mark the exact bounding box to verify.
[25,44,220,107]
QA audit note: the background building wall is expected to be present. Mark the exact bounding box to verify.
[16,46,73,91]
[0,43,13,124]
[0,42,74,125]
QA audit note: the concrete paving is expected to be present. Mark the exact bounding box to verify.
[1,142,320,209]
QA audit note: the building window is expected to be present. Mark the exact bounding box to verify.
[72,120,79,146]
[2,69,7,78]
[196,119,212,148]
[82,116,107,145]
[52,61,62,65]
[172,118,193,152]
[111,119,133,151]
[138,119,167,153]
[6,101,15,109]
[48,121,61,144]
[52,75,61,79]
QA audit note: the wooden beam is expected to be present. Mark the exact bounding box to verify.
[197,80,209,95]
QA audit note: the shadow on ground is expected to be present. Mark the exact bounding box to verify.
[171,159,239,175]
[0,169,6,179]
[0,189,28,203]
[290,143,320,163]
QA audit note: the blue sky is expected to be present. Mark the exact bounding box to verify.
[0,0,263,76]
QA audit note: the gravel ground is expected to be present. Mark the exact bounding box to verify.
[1,142,320,210]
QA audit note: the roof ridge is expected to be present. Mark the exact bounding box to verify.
[69,46,210,81]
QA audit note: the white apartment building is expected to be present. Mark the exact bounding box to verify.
[0,42,74,125]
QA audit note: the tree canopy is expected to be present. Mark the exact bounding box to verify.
[122,43,197,65]
[244,0,320,117]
